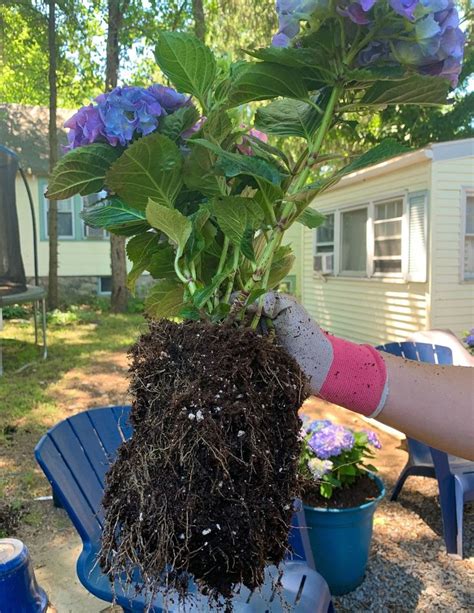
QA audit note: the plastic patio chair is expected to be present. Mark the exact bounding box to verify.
[35,406,334,612]
[377,341,474,557]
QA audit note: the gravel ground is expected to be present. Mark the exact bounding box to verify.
[7,381,473,612]
[304,398,474,612]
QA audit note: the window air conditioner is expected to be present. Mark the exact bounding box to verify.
[313,253,334,274]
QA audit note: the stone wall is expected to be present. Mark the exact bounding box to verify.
[28,274,154,305]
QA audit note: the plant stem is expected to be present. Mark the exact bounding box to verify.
[241,86,343,320]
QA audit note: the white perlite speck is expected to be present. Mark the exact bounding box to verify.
[237,430,245,437]
[196,410,204,422]
[202,528,212,535]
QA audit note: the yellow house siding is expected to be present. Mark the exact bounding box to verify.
[16,174,112,278]
[301,161,431,345]
[430,157,474,335]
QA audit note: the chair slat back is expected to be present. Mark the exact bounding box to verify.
[376,342,454,468]
[378,341,453,365]
[35,405,132,544]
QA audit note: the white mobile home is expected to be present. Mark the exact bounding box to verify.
[300,139,474,345]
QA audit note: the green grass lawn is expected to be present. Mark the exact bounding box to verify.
[0,308,143,434]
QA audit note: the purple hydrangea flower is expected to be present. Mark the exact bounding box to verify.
[64,84,190,151]
[147,84,190,113]
[337,0,376,25]
[306,419,333,434]
[364,429,382,449]
[64,105,104,150]
[309,424,355,459]
[308,458,334,480]
[272,0,327,47]
[463,329,474,347]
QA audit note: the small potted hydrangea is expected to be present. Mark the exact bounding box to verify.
[299,419,385,595]
[462,329,474,355]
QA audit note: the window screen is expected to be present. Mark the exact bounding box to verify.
[341,208,367,274]
[373,198,403,274]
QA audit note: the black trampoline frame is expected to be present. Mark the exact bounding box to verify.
[0,144,47,375]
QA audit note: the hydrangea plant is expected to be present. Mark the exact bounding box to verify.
[300,418,382,498]
[47,1,465,327]
[462,328,474,354]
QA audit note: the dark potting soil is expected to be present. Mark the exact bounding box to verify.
[302,474,380,510]
[100,319,309,604]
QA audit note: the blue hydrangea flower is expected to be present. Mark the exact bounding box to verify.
[308,457,334,479]
[308,424,355,459]
[364,429,382,449]
[272,0,327,47]
[64,104,104,150]
[463,329,474,347]
[64,84,190,150]
[306,419,333,434]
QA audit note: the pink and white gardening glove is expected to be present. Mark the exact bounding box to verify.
[262,293,389,418]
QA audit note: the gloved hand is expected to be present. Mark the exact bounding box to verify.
[261,293,389,418]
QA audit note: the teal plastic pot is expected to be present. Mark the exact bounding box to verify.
[303,474,385,596]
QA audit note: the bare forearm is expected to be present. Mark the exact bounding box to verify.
[378,354,474,460]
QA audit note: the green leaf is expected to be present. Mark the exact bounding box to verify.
[145,279,184,319]
[338,464,357,476]
[179,305,201,320]
[245,288,267,305]
[245,46,332,84]
[360,75,450,107]
[186,208,212,261]
[364,464,378,473]
[192,271,228,308]
[255,98,322,140]
[155,32,216,103]
[202,111,233,145]
[106,133,183,210]
[289,139,411,205]
[210,302,231,322]
[337,138,411,176]
[240,228,256,263]
[246,136,291,171]
[345,65,406,83]
[183,145,225,197]
[126,232,162,293]
[210,196,249,245]
[297,208,326,229]
[191,138,284,186]
[267,246,295,288]
[227,62,308,106]
[80,197,149,236]
[320,482,333,499]
[146,200,192,256]
[158,105,200,141]
[148,245,176,280]
[46,144,122,200]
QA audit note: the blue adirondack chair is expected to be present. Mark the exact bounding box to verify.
[35,405,334,612]
[377,341,474,557]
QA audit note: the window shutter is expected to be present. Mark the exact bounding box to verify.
[406,191,428,283]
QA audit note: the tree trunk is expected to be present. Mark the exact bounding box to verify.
[47,0,59,309]
[192,0,206,41]
[106,0,129,313]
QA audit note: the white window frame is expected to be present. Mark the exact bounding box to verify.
[43,194,75,240]
[371,195,407,279]
[82,192,109,240]
[314,191,408,280]
[461,186,474,282]
[339,205,370,277]
[313,213,335,254]
[98,276,112,295]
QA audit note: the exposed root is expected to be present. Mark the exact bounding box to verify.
[100,319,309,608]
